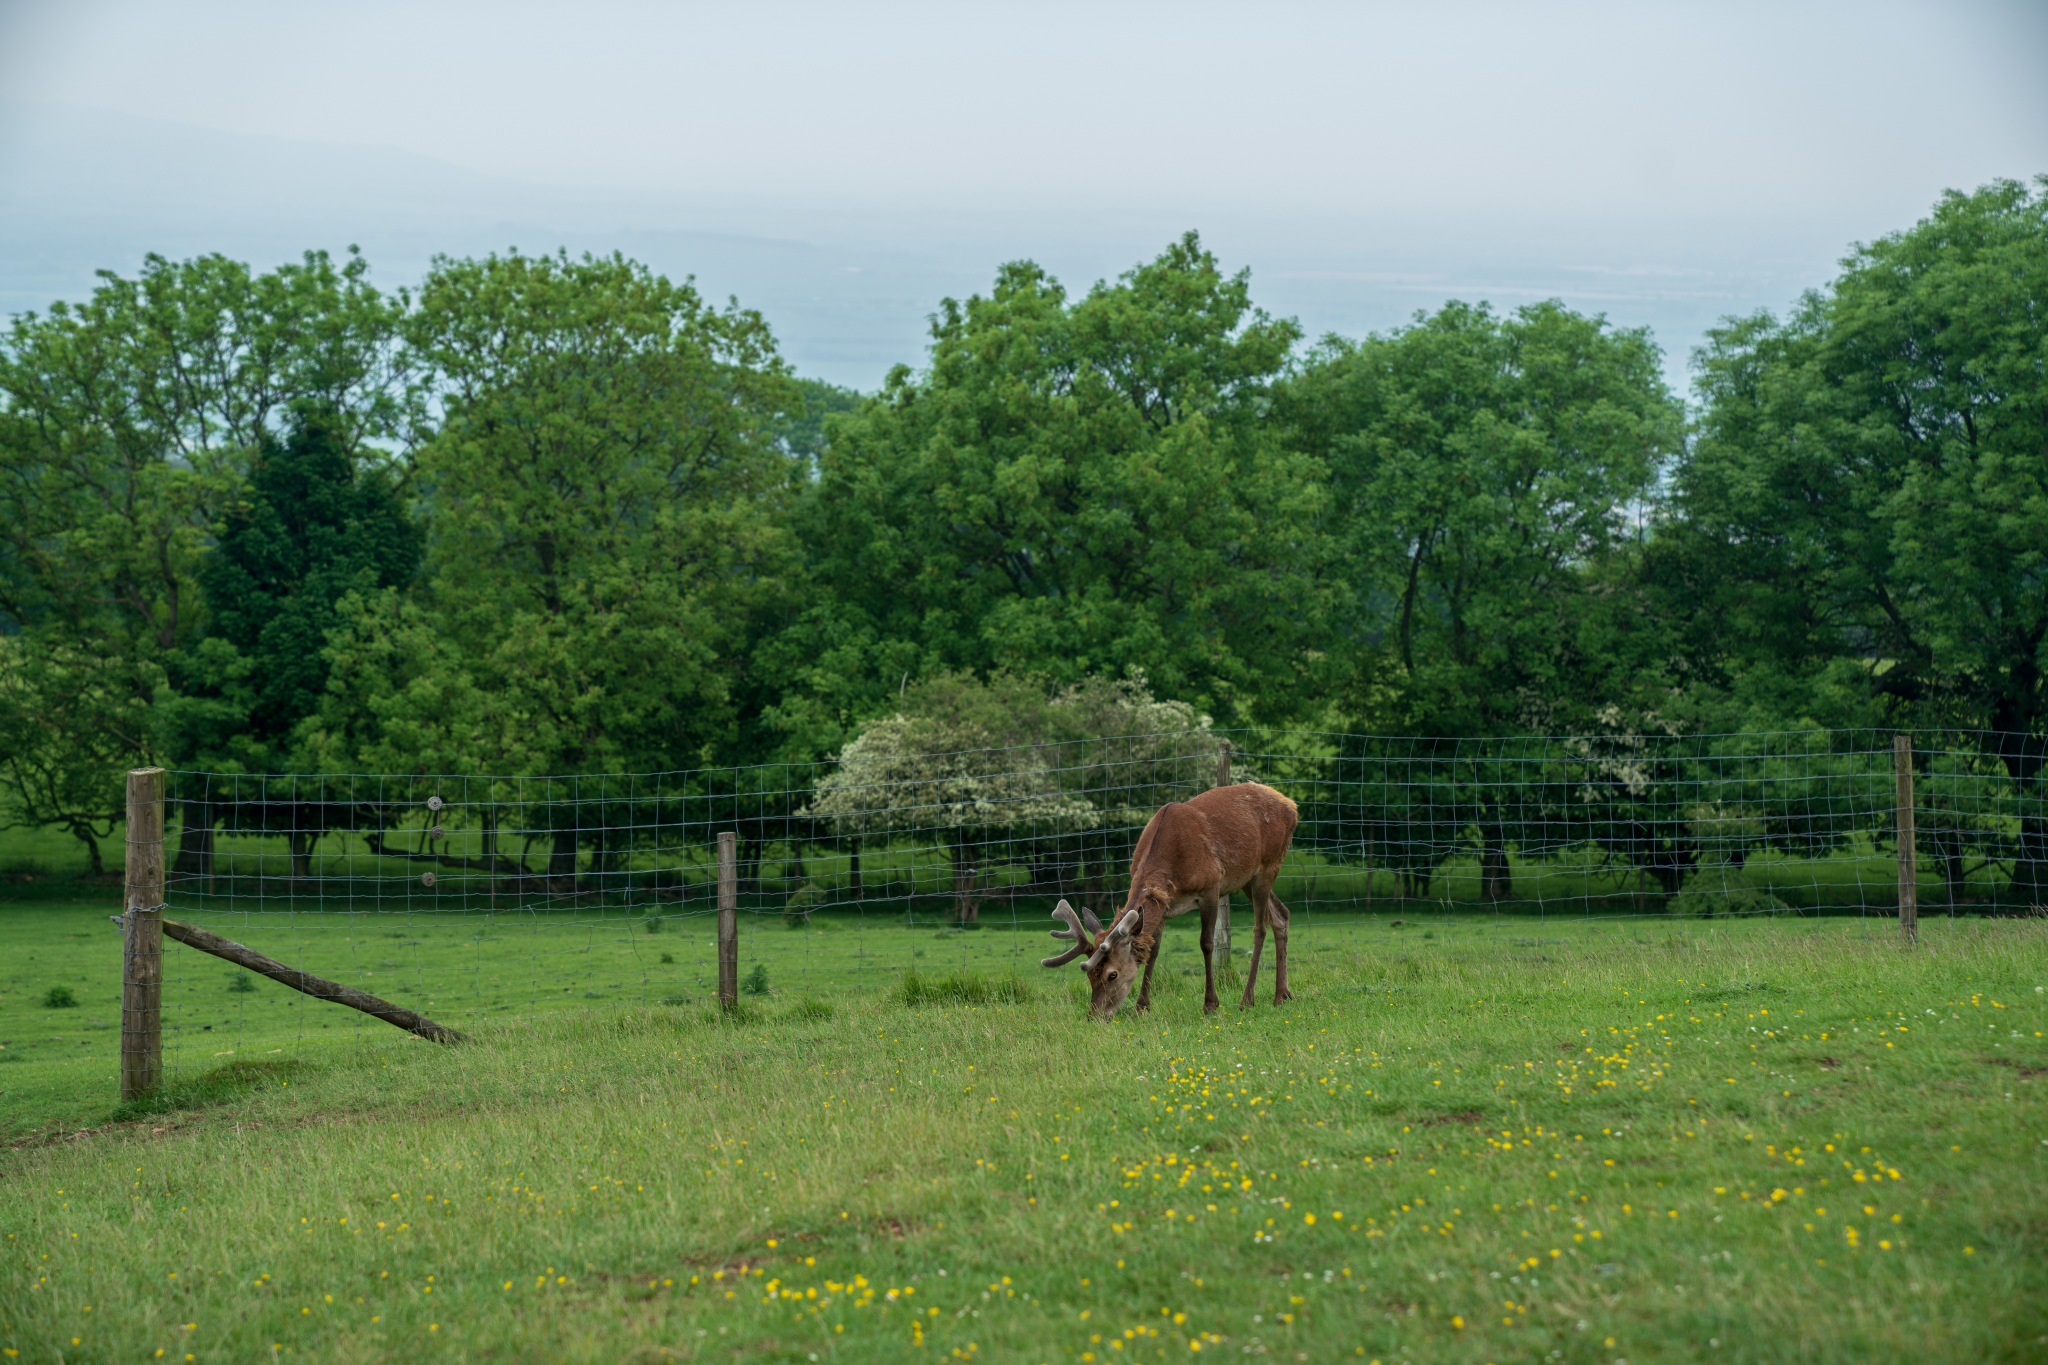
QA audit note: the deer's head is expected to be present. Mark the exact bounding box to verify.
[1042,898,1147,1020]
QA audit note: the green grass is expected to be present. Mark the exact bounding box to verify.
[893,966,1036,1008]
[2,908,2045,1364]
[0,885,1966,1136]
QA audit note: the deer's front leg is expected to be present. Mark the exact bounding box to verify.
[1198,891,1222,1015]
[1134,932,1162,1014]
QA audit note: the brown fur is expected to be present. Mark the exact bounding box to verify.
[1061,782,1298,1020]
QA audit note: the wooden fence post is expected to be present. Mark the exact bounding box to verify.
[717,831,739,1009]
[1212,741,1233,966]
[121,767,167,1101]
[1894,735,1918,946]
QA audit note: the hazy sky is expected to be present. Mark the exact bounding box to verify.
[2,0,2044,391]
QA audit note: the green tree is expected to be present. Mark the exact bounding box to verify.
[0,637,152,873]
[774,376,864,468]
[782,234,1330,746]
[1282,300,1681,896]
[1681,176,2048,899]
[158,409,419,773]
[1285,299,1683,734]
[806,670,1222,921]
[305,251,800,877]
[0,248,409,867]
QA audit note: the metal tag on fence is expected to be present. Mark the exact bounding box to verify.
[426,795,444,811]
[421,872,437,887]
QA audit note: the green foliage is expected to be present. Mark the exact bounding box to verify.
[39,985,76,1009]
[807,670,1222,838]
[0,247,408,848]
[1283,298,1682,735]
[742,962,771,996]
[1,189,2045,898]
[783,881,824,926]
[226,971,258,994]
[781,233,1329,743]
[0,637,150,873]
[304,250,799,777]
[160,410,418,771]
[772,376,863,467]
[1680,176,2048,895]
[1669,804,1788,918]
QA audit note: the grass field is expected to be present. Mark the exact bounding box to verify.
[2,890,2045,1363]
[0,881,1963,1135]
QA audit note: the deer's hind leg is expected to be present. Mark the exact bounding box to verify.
[1264,883,1294,1004]
[1237,889,1269,1010]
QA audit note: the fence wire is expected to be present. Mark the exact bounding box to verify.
[147,728,2048,1074]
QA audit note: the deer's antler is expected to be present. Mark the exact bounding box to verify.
[1041,899,1096,967]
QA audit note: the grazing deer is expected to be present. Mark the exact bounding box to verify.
[1042,782,1298,1019]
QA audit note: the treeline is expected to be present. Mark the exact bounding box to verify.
[1,179,2043,890]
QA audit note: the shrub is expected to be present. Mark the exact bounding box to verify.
[658,952,675,964]
[784,882,824,928]
[743,963,770,996]
[893,967,1032,1007]
[41,985,77,1009]
[227,972,258,994]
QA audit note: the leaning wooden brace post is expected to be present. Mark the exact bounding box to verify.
[117,917,464,1042]
[1211,742,1233,966]
[121,767,167,1101]
[717,831,739,1010]
[1895,734,1918,946]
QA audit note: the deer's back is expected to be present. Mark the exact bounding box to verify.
[1132,782,1297,895]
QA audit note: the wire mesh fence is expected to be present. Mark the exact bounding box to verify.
[136,728,2047,1075]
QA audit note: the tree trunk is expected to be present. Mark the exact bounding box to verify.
[547,826,578,892]
[1992,728,2046,906]
[483,808,519,876]
[172,800,215,885]
[287,829,318,882]
[848,844,863,900]
[952,835,980,924]
[584,830,616,890]
[1479,828,1512,901]
[2012,815,2048,908]
[74,825,104,876]
[737,837,763,894]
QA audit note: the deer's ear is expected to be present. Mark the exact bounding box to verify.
[1080,905,1105,935]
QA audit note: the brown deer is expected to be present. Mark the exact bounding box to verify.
[1042,782,1298,1019]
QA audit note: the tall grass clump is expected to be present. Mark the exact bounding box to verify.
[892,965,1033,1007]
[789,994,835,1021]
